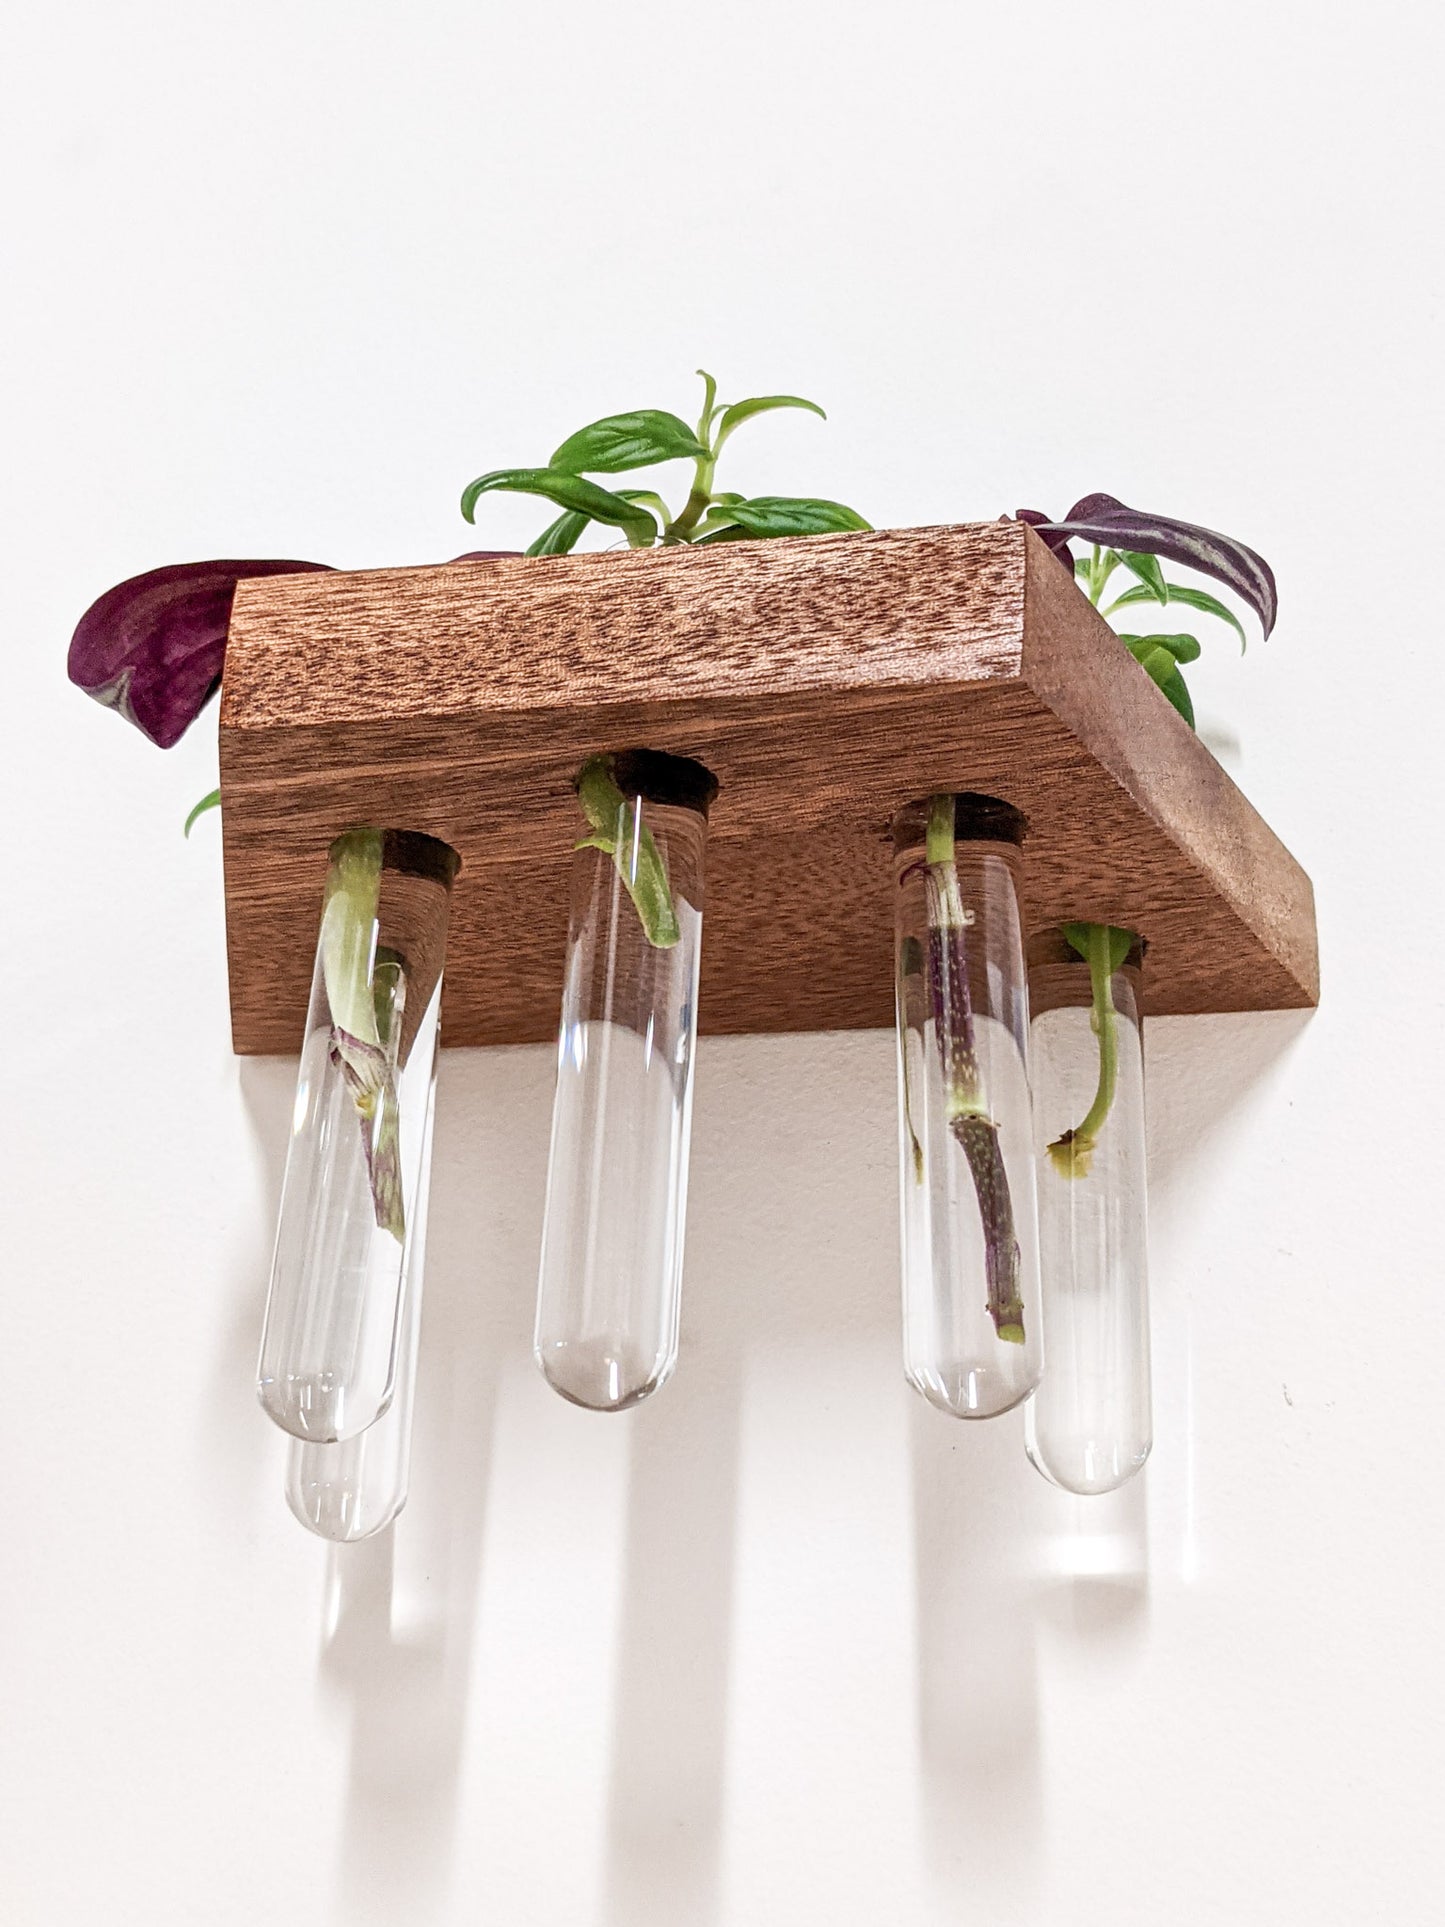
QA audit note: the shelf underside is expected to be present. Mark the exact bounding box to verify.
[219,520,1318,1053]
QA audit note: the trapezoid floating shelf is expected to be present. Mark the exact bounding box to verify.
[217,520,1318,1055]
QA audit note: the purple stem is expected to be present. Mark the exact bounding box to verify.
[924,863,1025,1343]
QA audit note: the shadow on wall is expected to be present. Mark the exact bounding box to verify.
[316,1044,551,1920]
[232,1048,547,1919]
[228,1003,1312,1920]
[908,1003,1312,1905]
[213,1061,298,1545]
[226,1048,542,1920]
[1145,1007,1312,1200]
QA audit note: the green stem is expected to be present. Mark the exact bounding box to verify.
[320,830,407,1238]
[1046,921,1120,1180]
[925,789,955,867]
[663,372,726,542]
[662,458,716,543]
[1084,545,1122,608]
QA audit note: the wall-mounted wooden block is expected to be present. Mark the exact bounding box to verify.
[218,521,1319,1054]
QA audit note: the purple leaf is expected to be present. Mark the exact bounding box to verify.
[1034,493,1277,636]
[449,550,522,562]
[1012,508,1076,570]
[68,559,332,748]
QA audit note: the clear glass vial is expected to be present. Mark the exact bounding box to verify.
[894,793,1042,1418]
[284,1067,437,1541]
[258,827,458,1442]
[534,751,715,1411]
[1024,925,1151,1494]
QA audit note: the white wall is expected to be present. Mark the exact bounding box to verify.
[3,3,1441,1921]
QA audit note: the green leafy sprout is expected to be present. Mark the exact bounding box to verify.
[460,369,871,556]
[1053,544,1253,1173]
[1075,542,1248,730]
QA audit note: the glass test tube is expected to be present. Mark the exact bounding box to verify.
[1025,925,1152,1493]
[534,751,714,1411]
[894,792,1043,1418]
[258,827,458,1442]
[283,1059,437,1541]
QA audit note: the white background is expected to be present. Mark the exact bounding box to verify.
[3,3,1442,1921]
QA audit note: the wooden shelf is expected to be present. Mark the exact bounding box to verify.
[218,521,1318,1054]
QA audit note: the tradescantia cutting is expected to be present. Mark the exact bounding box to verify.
[1017,493,1277,1173]
[460,370,870,555]
[457,370,869,950]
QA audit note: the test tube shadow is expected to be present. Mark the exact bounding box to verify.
[599,1034,752,1927]
[317,1044,552,1921]
[911,1401,1047,1906]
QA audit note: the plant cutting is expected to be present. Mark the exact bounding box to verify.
[919,792,1025,1342]
[458,370,871,950]
[1016,494,1278,1175]
[460,368,870,556]
[318,829,406,1238]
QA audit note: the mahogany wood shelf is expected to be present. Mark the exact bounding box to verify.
[218,521,1319,1055]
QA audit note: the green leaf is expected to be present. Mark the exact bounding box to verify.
[688,499,748,539]
[713,393,826,449]
[320,829,385,1044]
[1060,921,1135,973]
[722,496,872,536]
[691,523,754,544]
[1117,632,1202,663]
[1121,550,1169,603]
[1123,637,1196,726]
[461,468,657,542]
[526,509,591,557]
[549,410,709,475]
[1107,581,1248,650]
[616,487,674,523]
[184,788,221,838]
[575,756,681,947]
[696,369,720,438]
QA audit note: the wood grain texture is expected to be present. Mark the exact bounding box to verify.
[218,521,1318,1054]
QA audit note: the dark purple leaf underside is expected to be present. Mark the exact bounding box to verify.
[68,559,333,748]
[1012,508,1074,569]
[1035,493,1277,636]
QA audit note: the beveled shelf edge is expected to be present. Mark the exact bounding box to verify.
[218,521,1318,1054]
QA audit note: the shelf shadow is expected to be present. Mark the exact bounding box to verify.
[1144,1007,1312,1197]
[216,1059,297,1535]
